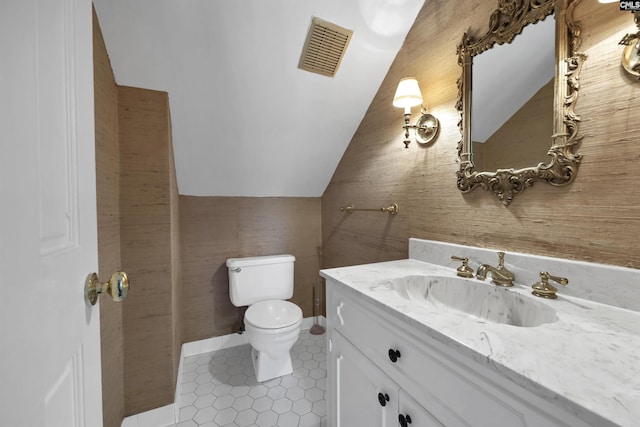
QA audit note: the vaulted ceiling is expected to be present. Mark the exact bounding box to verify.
[93,0,425,197]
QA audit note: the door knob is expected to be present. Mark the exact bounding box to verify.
[85,271,130,305]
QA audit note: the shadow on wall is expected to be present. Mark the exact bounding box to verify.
[212,264,242,334]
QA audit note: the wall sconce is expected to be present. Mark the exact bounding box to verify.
[392,77,439,148]
[619,11,640,78]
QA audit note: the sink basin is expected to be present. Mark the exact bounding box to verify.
[390,275,558,327]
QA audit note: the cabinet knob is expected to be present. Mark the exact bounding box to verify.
[377,392,390,407]
[399,414,412,426]
[388,348,402,363]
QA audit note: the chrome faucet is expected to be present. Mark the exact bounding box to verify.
[476,251,515,287]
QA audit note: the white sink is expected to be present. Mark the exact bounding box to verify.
[390,275,558,327]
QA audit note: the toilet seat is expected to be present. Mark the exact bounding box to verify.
[245,300,302,329]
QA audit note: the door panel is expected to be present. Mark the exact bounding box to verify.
[399,389,444,427]
[0,0,102,425]
[332,331,398,427]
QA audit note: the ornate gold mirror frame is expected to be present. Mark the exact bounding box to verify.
[456,0,586,205]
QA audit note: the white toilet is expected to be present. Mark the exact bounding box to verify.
[226,254,302,382]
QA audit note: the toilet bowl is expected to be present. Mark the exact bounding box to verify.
[226,254,302,382]
[244,300,303,382]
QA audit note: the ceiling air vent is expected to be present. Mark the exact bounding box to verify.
[298,17,353,77]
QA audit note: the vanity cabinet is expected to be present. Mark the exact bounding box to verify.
[330,330,442,427]
[326,279,592,427]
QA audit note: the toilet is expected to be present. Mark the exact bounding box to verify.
[226,254,302,382]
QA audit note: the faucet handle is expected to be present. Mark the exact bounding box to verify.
[451,256,474,278]
[531,271,568,299]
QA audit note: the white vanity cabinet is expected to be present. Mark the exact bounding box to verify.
[330,330,442,427]
[326,279,592,427]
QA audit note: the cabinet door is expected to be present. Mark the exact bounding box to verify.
[399,389,444,427]
[331,331,399,427]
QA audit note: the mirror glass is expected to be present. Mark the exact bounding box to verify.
[456,0,586,205]
[471,17,555,171]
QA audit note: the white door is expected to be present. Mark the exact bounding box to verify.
[0,0,102,426]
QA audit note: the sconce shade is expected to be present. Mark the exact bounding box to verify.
[393,77,423,108]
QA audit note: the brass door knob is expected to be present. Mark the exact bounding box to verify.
[85,271,130,306]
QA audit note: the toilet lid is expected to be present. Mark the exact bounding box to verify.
[245,300,302,329]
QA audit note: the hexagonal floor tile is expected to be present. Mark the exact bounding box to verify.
[174,328,326,426]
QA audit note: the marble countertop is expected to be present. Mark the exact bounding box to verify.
[321,259,640,427]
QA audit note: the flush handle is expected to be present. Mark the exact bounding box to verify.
[85,271,130,306]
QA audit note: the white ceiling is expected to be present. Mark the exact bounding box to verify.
[93,0,425,197]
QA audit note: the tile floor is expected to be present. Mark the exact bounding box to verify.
[173,329,327,427]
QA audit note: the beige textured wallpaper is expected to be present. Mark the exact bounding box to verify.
[179,196,322,343]
[322,0,640,270]
[119,85,182,415]
[93,7,124,427]
[95,32,182,419]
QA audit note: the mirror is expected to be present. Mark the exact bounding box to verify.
[472,18,555,170]
[456,0,587,205]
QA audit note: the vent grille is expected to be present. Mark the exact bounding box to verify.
[298,17,353,77]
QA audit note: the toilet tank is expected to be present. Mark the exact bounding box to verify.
[227,254,295,307]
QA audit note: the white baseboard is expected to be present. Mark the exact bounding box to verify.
[120,315,326,427]
[120,403,175,427]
